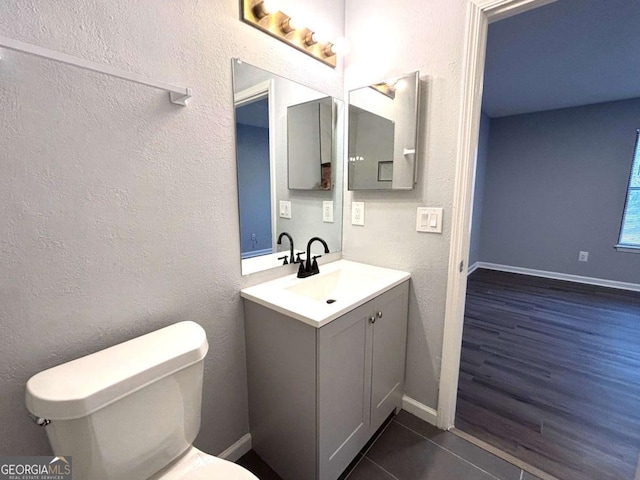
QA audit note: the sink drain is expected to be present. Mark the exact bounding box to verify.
[326,299,337,304]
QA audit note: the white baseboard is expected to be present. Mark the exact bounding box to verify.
[467,262,480,275]
[218,433,252,462]
[472,262,640,292]
[402,395,438,426]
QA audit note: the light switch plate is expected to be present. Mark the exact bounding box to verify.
[323,201,334,223]
[352,202,365,226]
[279,200,291,219]
[417,207,443,233]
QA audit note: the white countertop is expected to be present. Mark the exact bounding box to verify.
[240,260,410,328]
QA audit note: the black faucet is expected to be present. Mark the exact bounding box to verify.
[277,232,295,264]
[297,237,330,278]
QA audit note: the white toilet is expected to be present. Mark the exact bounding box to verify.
[25,321,258,480]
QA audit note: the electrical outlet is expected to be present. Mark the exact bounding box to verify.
[279,200,291,219]
[322,201,334,223]
[578,251,589,262]
[352,202,365,226]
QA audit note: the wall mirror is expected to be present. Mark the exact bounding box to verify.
[232,59,343,276]
[348,71,420,190]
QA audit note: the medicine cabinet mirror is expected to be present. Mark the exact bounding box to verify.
[232,59,343,276]
[348,71,420,190]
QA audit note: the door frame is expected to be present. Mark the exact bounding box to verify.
[234,79,278,251]
[437,0,558,429]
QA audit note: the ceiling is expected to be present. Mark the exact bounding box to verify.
[482,0,640,118]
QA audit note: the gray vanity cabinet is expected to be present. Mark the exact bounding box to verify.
[244,281,409,480]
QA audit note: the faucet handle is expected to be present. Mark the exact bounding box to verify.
[295,252,305,264]
[311,255,322,274]
[277,255,289,265]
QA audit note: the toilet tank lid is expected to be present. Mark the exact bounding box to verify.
[25,321,209,420]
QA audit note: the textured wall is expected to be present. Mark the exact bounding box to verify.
[469,112,490,266]
[343,0,467,409]
[477,98,640,283]
[0,0,343,456]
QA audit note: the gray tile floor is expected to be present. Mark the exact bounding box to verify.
[237,410,542,480]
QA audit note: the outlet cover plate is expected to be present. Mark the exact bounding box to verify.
[323,201,334,223]
[352,202,365,226]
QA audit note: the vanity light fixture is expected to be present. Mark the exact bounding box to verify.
[304,32,318,46]
[370,78,406,100]
[280,17,298,34]
[252,0,279,19]
[394,79,408,91]
[241,0,338,68]
[323,43,336,57]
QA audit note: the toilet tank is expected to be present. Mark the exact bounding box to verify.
[25,321,209,480]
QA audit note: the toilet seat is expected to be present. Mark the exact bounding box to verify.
[150,447,258,480]
[167,460,257,480]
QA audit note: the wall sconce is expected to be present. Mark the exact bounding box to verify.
[241,0,340,68]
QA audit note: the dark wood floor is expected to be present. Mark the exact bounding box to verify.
[456,269,640,480]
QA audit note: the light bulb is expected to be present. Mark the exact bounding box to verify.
[330,38,349,55]
[262,0,280,13]
[305,31,319,46]
[253,0,280,19]
[394,79,407,91]
[323,43,336,57]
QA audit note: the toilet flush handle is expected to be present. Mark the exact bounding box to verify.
[28,413,51,427]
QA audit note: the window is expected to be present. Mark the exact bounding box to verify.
[618,130,640,249]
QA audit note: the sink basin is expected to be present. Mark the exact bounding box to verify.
[285,268,382,302]
[241,260,410,327]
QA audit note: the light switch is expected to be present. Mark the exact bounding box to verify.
[416,207,443,233]
[279,200,291,219]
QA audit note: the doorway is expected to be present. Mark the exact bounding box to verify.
[441,0,640,478]
[236,97,273,259]
[438,0,637,478]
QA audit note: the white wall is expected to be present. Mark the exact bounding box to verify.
[0,0,344,456]
[343,0,467,409]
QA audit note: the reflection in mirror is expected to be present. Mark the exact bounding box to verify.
[232,59,343,276]
[288,97,333,190]
[348,71,420,190]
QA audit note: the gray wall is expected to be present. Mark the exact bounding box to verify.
[0,0,344,456]
[344,0,469,410]
[469,112,490,266]
[477,97,640,284]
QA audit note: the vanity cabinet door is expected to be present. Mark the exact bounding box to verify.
[370,281,409,431]
[318,301,373,480]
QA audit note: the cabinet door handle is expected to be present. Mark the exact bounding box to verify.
[369,315,376,324]
[376,311,383,319]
